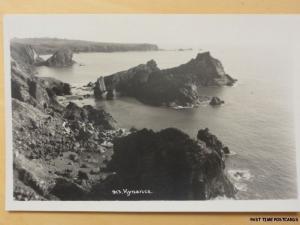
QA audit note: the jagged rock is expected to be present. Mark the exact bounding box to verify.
[50,178,86,200]
[64,102,117,130]
[43,48,75,67]
[11,58,52,110]
[102,128,236,200]
[197,128,230,155]
[97,52,236,106]
[40,77,71,96]
[209,97,225,106]
[10,42,45,66]
[10,43,66,112]
[94,76,106,99]
[85,81,95,87]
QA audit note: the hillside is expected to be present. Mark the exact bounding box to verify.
[11,38,159,55]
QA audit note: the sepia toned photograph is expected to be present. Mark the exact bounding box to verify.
[4,14,300,211]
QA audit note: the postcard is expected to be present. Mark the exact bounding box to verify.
[4,14,300,211]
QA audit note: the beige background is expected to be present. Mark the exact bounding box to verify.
[0,0,300,224]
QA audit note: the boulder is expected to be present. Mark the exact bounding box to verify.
[63,102,117,130]
[209,97,225,106]
[40,77,71,96]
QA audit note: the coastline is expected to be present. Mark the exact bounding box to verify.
[10,42,237,201]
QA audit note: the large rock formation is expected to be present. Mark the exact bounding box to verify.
[94,76,107,99]
[43,48,75,67]
[197,128,230,155]
[96,52,237,106]
[98,128,236,200]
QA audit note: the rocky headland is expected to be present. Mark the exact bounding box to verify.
[94,52,236,107]
[98,128,236,200]
[10,41,236,201]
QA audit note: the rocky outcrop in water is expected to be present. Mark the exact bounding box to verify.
[209,97,225,106]
[97,128,236,200]
[43,48,75,67]
[95,52,236,106]
[94,77,107,99]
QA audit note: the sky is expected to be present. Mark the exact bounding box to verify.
[4,14,300,49]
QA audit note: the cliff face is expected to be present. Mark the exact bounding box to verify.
[94,77,107,99]
[10,42,45,66]
[11,43,119,200]
[11,49,55,111]
[95,52,236,106]
[99,128,236,200]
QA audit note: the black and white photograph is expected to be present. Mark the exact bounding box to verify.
[4,14,300,211]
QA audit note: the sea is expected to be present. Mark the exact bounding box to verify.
[36,46,298,200]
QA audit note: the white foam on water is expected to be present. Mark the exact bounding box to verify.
[211,195,235,200]
[172,105,194,110]
[225,150,237,156]
[234,182,248,192]
[228,169,253,182]
[227,169,253,193]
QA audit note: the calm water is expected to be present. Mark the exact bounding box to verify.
[37,47,298,200]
